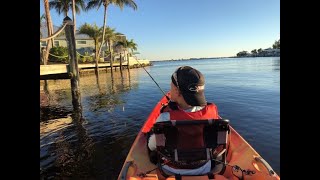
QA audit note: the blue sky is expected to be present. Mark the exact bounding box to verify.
[40,0,280,61]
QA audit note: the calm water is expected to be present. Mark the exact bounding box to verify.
[40,57,280,179]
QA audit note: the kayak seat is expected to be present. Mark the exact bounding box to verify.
[152,119,230,176]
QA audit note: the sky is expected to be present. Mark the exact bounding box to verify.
[40,0,280,61]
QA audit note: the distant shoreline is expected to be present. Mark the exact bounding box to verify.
[151,56,280,62]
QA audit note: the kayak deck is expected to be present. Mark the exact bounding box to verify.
[118,94,280,180]
[118,128,279,180]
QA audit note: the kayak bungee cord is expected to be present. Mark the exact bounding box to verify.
[134,58,170,101]
[137,156,256,179]
[137,149,256,179]
[136,160,171,177]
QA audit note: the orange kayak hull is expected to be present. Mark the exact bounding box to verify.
[118,94,280,180]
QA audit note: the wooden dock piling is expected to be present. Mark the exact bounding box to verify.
[64,16,82,112]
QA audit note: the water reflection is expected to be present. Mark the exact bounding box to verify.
[110,70,116,93]
[95,71,103,95]
[41,80,54,108]
[272,57,280,71]
[86,91,124,113]
[44,80,49,95]
[40,110,94,179]
[40,106,73,122]
[41,58,280,178]
[40,80,73,122]
[40,69,139,179]
[127,68,131,89]
[120,70,124,90]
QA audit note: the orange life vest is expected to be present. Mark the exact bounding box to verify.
[169,103,219,120]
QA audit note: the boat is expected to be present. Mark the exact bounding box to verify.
[118,93,280,180]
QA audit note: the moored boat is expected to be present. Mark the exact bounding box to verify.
[118,93,280,180]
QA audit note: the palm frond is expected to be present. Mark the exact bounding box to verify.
[112,0,137,10]
[49,1,64,15]
[85,0,103,11]
[78,23,101,40]
[50,0,86,15]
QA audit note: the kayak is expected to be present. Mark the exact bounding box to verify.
[118,93,280,180]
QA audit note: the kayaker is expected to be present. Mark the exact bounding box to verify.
[147,66,220,175]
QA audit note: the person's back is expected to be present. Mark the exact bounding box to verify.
[147,66,223,176]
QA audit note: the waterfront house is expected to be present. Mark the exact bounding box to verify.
[40,23,129,62]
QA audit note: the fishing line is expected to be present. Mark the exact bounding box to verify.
[134,58,170,101]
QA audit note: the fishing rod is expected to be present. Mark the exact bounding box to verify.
[133,58,170,101]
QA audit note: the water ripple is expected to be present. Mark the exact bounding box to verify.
[40,57,280,178]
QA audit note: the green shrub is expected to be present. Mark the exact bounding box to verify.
[78,52,94,63]
[49,46,69,63]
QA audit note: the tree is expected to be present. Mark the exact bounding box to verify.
[72,0,76,33]
[40,14,46,38]
[79,23,102,72]
[272,39,280,49]
[49,0,86,32]
[236,51,248,57]
[114,36,128,70]
[126,39,137,66]
[251,49,257,56]
[102,27,117,69]
[257,48,262,54]
[43,0,54,64]
[126,39,138,54]
[86,0,137,62]
[40,14,46,26]
[115,38,137,59]
[102,26,117,56]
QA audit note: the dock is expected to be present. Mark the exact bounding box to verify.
[40,60,150,79]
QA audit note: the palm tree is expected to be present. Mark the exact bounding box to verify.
[103,27,117,70]
[40,14,46,26]
[251,49,257,57]
[126,39,137,65]
[40,14,46,38]
[117,39,137,56]
[72,0,76,33]
[49,0,86,32]
[43,0,54,64]
[272,39,280,49]
[114,40,125,70]
[78,23,102,73]
[114,37,132,70]
[86,0,137,62]
[126,39,137,54]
